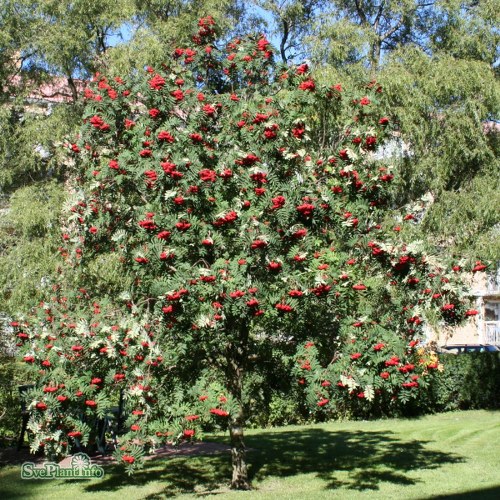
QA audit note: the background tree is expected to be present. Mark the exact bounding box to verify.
[324,0,440,70]
[378,49,499,260]
[107,0,256,75]
[16,18,472,490]
[303,0,500,261]
[251,0,326,63]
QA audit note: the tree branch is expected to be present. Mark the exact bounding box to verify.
[354,0,368,25]
[374,0,385,31]
[280,19,290,63]
[66,75,79,103]
[380,17,405,42]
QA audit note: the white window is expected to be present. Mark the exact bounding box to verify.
[484,300,500,345]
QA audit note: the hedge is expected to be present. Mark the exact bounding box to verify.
[429,352,500,412]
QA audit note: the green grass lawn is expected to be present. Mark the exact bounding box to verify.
[1,409,499,499]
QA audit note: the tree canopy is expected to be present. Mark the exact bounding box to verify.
[0,2,497,323]
[13,18,478,489]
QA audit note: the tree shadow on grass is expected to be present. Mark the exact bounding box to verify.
[245,428,464,491]
[80,427,464,497]
[82,454,231,497]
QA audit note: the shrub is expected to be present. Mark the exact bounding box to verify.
[0,356,24,445]
[430,352,500,411]
[267,392,304,427]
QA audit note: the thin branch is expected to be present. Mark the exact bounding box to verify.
[354,0,368,25]
[374,0,385,31]
[380,17,405,42]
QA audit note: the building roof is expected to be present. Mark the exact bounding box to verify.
[6,74,87,104]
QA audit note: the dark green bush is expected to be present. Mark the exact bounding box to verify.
[0,355,25,445]
[429,352,500,411]
[244,352,500,428]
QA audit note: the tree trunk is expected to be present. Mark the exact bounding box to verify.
[67,75,79,103]
[226,322,251,490]
[280,19,290,64]
[370,39,381,73]
[229,412,250,489]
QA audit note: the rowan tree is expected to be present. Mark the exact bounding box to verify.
[16,17,474,489]
[259,0,500,261]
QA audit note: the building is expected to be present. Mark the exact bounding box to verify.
[435,268,500,347]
